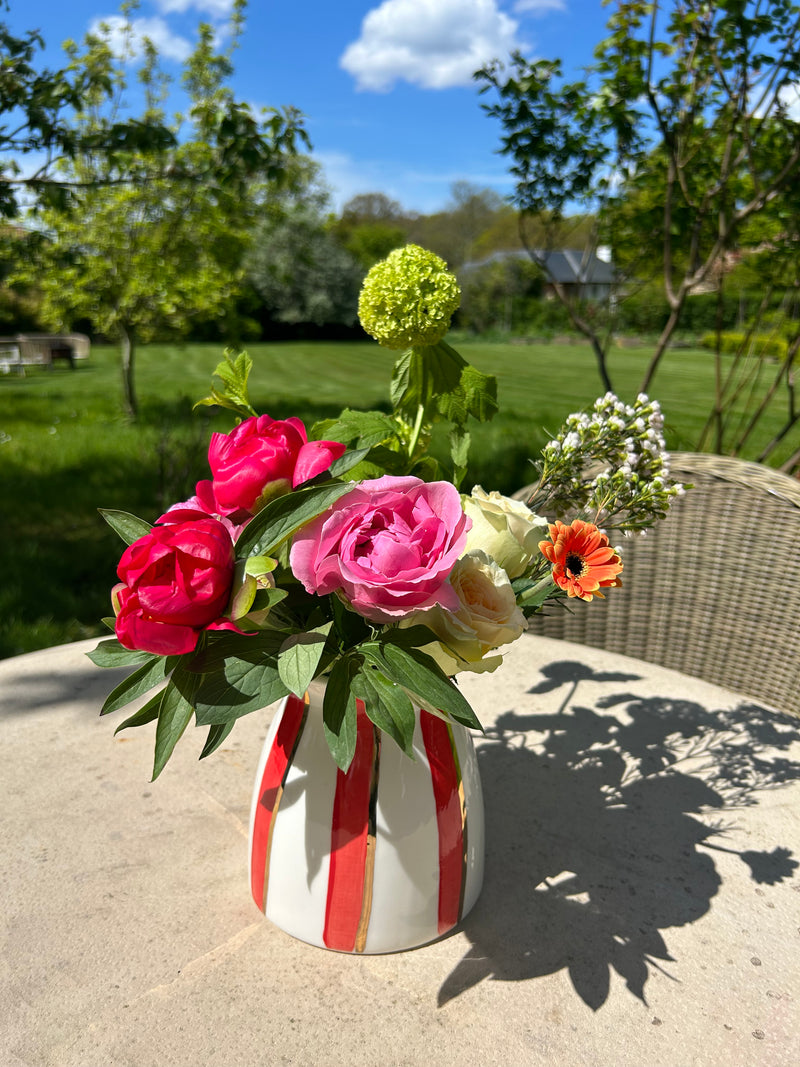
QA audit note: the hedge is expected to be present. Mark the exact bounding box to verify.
[700,331,791,360]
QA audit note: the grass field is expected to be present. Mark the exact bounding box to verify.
[1,337,796,658]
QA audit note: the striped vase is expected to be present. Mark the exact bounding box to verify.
[248,678,484,954]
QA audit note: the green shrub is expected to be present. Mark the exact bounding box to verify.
[615,285,746,335]
[700,330,790,360]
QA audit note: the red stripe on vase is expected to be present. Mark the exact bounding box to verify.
[323,699,378,952]
[250,692,309,912]
[421,712,467,935]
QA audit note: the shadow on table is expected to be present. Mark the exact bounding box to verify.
[0,659,131,715]
[441,660,800,1011]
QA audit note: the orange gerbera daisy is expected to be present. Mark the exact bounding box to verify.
[539,519,623,601]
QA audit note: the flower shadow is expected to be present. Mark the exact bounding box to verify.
[441,660,800,1010]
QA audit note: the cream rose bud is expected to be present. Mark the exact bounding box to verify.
[402,550,527,677]
[462,486,548,579]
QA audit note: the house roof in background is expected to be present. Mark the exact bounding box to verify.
[461,249,615,284]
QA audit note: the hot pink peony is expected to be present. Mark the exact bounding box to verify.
[113,518,235,655]
[208,414,345,516]
[289,475,470,623]
[156,479,249,542]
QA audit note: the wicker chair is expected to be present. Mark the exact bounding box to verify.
[521,452,800,716]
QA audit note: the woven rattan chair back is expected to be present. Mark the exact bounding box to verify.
[521,452,800,716]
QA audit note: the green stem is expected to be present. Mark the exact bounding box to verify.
[407,403,425,462]
[516,574,555,607]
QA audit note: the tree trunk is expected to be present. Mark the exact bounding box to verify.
[519,222,614,393]
[544,276,614,393]
[639,304,682,394]
[120,326,137,420]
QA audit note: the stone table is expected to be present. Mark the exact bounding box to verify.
[2,634,799,1066]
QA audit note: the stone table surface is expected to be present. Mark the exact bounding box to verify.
[2,633,799,1067]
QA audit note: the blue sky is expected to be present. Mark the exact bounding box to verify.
[7,0,611,213]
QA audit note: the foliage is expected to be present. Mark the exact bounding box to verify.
[613,284,750,337]
[331,192,411,269]
[14,1,306,418]
[407,183,504,269]
[700,331,791,362]
[245,160,363,328]
[0,0,180,219]
[477,0,800,441]
[457,254,544,335]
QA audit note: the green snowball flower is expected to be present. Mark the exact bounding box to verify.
[358,244,461,350]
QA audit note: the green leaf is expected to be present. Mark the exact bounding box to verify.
[390,342,497,431]
[344,444,411,481]
[199,719,236,760]
[352,665,416,759]
[98,509,152,546]
[194,658,289,725]
[362,642,482,731]
[100,655,179,715]
[193,349,256,418]
[248,586,288,613]
[513,575,553,611]
[322,657,359,772]
[390,347,440,416]
[381,624,439,649]
[331,594,372,650]
[113,690,163,735]
[449,426,470,488]
[186,630,286,673]
[234,481,354,558]
[277,623,332,697]
[419,341,466,413]
[409,455,444,482]
[313,409,397,449]
[326,446,372,479]
[87,639,158,669]
[389,349,416,413]
[244,555,278,577]
[152,666,200,780]
[228,572,257,620]
[455,362,499,423]
[435,362,498,428]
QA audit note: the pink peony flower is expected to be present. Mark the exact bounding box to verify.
[113,518,235,655]
[289,475,470,623]
[208,414,346,516]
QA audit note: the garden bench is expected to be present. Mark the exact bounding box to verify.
[0,333,90,374]
[0,343,21,374]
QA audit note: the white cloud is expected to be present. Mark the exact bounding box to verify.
[340,0,527,92]
[513,0,566,14]
[89,15,192,63]
[155,0,235,16]
[776,82,800,121]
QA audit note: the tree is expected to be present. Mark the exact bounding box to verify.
[21,1,305,418]
[410,183,505,269]
[331,193,411,269]
[0,0,177,219]
[457,254,544,335]
[477,1,800,402]
[245,161,363,330]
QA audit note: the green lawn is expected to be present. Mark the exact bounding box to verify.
[1,337,795,658]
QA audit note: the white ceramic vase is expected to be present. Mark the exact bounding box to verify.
[248,678,484,954]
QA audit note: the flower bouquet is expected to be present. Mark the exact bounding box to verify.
[90,245,683,952]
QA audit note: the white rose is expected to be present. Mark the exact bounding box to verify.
[401,550,527,676]
[462,486,548,579]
